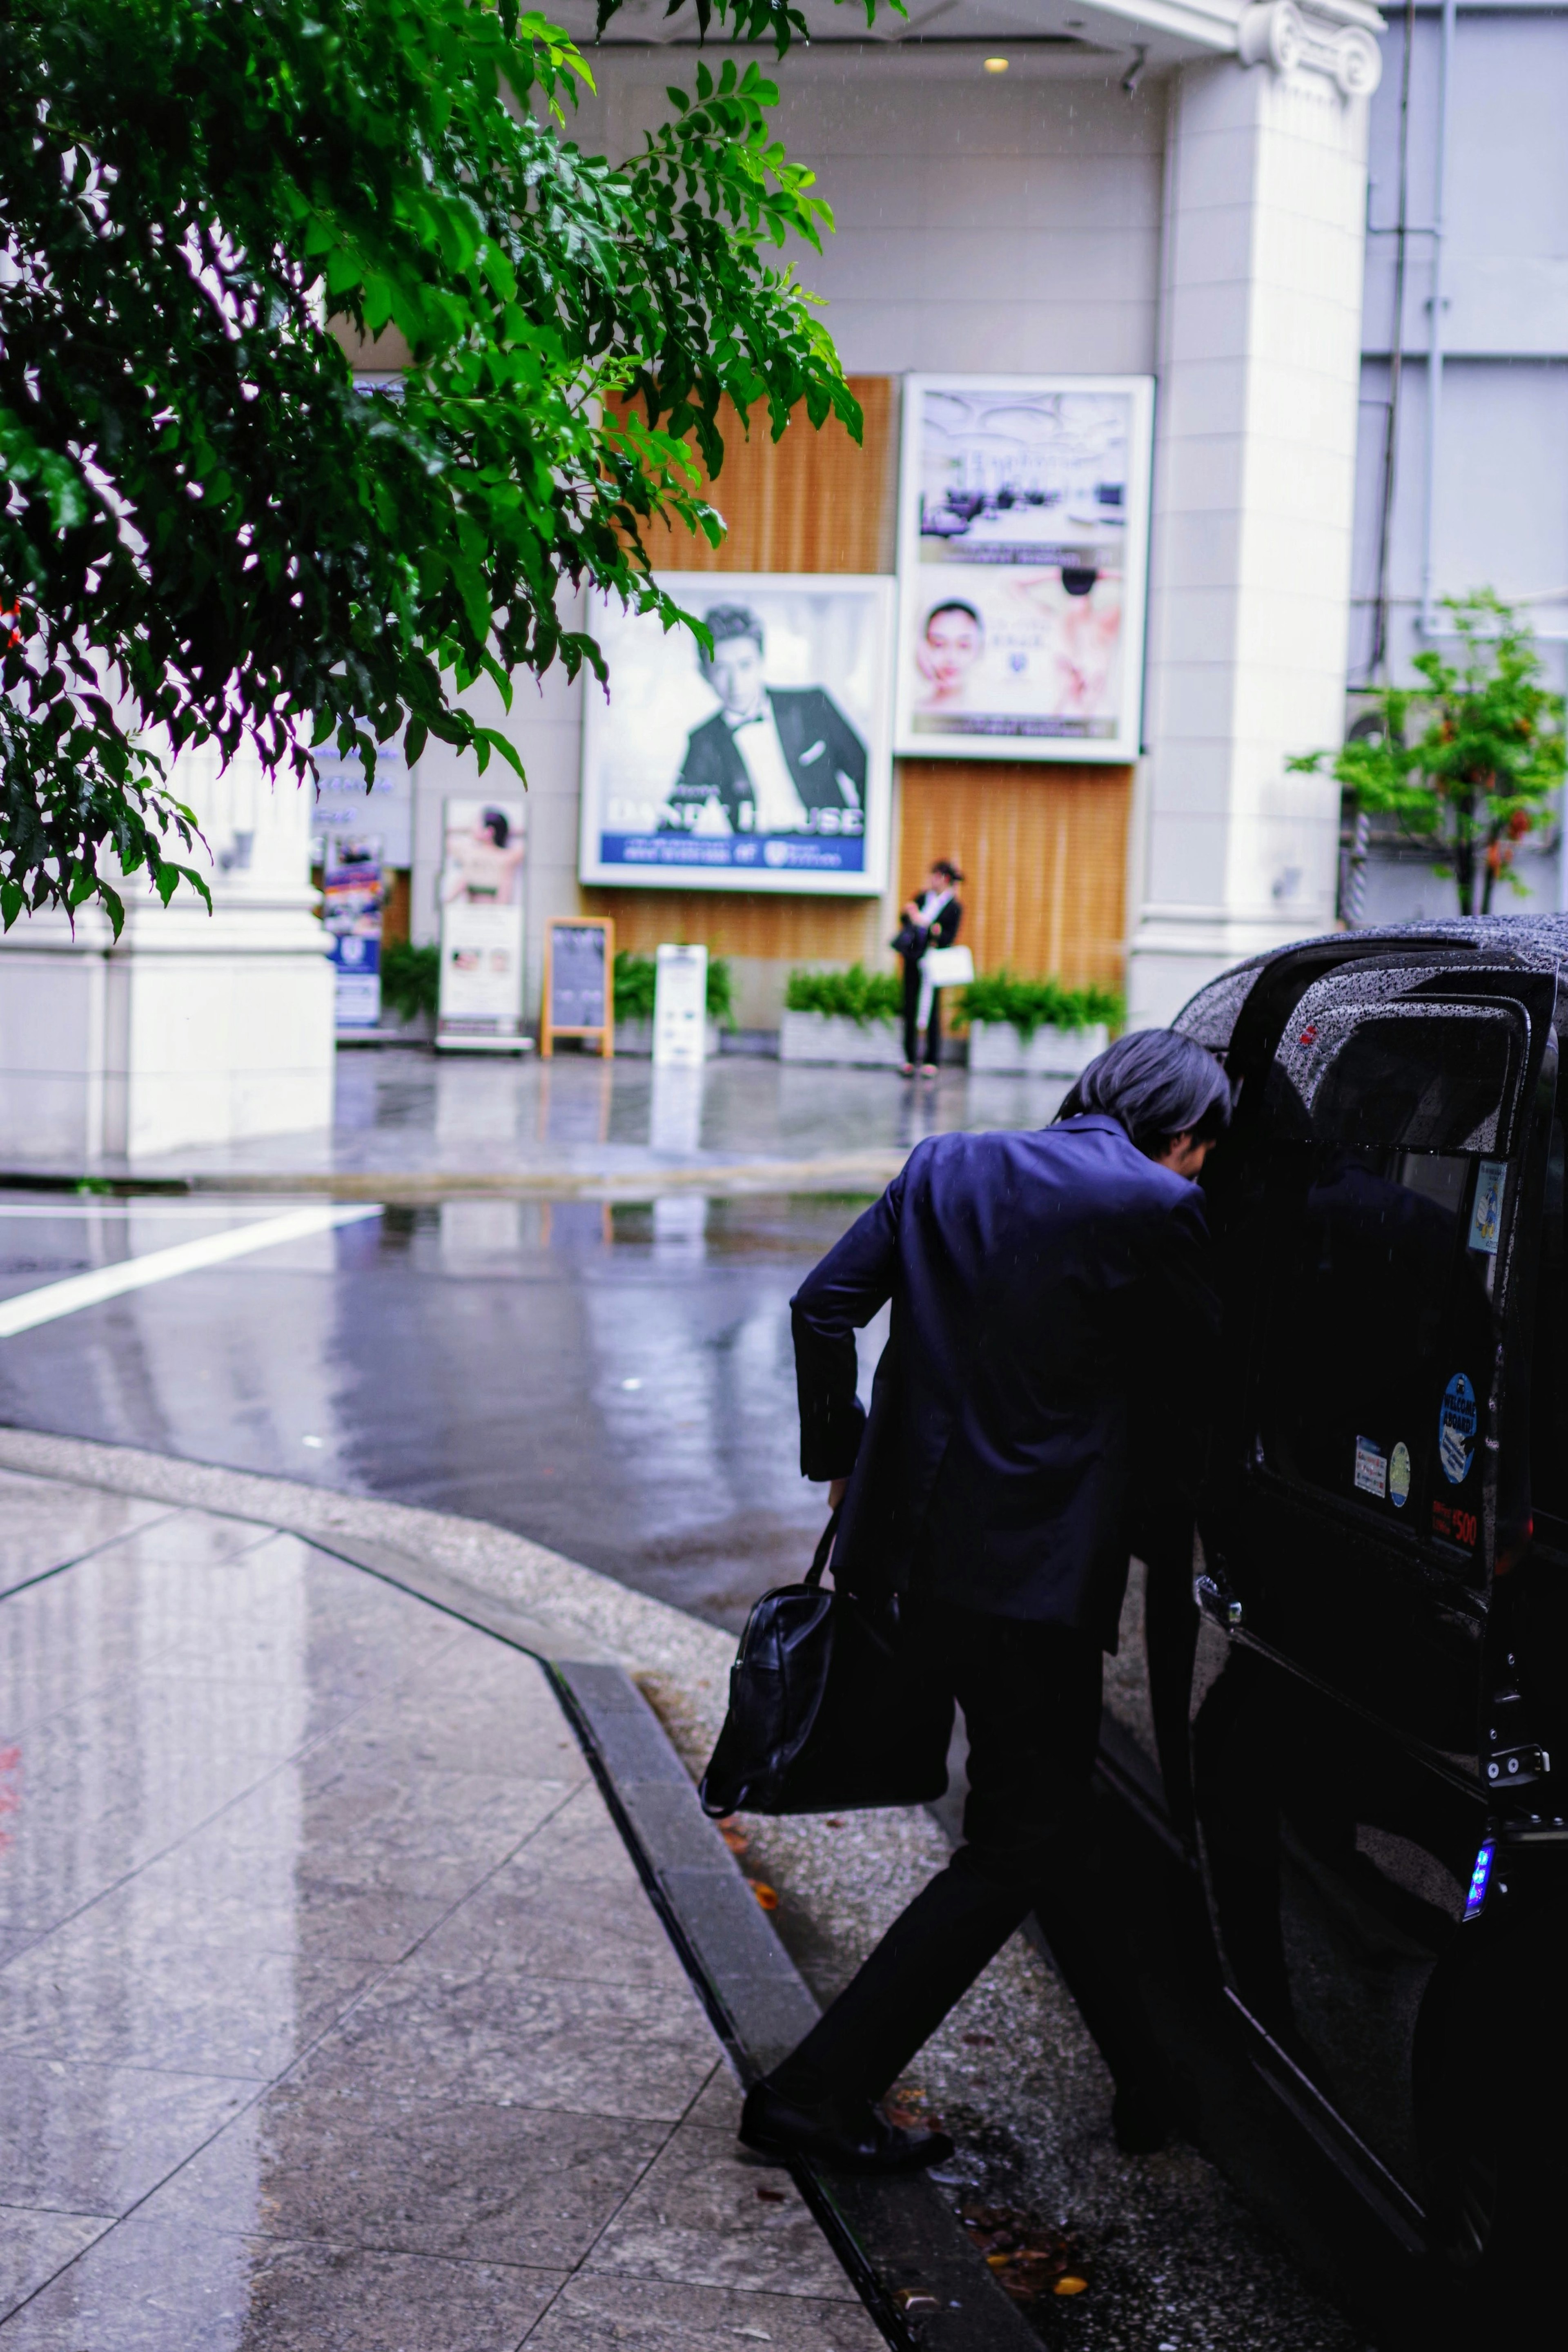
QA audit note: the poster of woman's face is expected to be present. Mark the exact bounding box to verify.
[579,573,895,895]
[895,376,1154,763]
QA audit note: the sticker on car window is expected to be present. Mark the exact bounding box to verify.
[1439,1372,1478,1485]
[1354,1435,1388,1498]
[1389,1442,1411,1507]
[1468,1160,1507,1255]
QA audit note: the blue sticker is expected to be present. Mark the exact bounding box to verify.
[1438,1373,1478,1486]
[1468,1160,1506,1255]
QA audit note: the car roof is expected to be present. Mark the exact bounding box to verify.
[1172,917,1568,1055]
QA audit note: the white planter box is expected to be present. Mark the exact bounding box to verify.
[780,1010,904,1068]
[614,1017,720,1060]
[967,1020,1110,1078]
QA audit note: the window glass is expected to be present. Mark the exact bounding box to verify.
[1268,1010,1520,1155]
[1251,1008,1517,1558]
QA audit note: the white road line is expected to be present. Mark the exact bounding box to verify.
[0,1205,382,1339]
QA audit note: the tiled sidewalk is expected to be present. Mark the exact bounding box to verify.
[0,1471,877,2350]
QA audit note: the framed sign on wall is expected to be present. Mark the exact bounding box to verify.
[894,375,1154,764]
[579,573,895,896]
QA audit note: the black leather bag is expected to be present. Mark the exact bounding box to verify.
[698,1512,954,1818]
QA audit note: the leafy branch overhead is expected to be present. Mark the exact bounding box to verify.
[0,0,878,931]
[1291,591,1567,918]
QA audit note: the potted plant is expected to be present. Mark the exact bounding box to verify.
[379,941,440,1041]
[959,972,1122,1077]
[612,951,733,1058]
[780,964,904,1066]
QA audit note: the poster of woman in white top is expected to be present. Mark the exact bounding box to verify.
[895,375,1154,764]
[579,573,894,896]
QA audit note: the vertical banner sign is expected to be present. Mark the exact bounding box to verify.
[543,917,615,1058]
[895,375,1155,763]
[437,798,527,1050]
[322,834,383,1031]
[653,944,708,1066]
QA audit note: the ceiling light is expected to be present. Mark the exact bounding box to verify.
[983,54,1009,72]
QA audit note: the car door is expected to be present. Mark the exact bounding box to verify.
[1186,963,1556,2207]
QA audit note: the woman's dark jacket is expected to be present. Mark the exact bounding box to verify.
[894,895,961,962]
[790,1113,1219,1649]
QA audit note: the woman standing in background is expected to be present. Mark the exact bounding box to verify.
[895,860,963,1078]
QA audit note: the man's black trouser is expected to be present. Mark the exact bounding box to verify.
[766,1595,1157,2113]
[901,957,942,1067]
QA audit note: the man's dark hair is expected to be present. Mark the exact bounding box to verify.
[931,858,962,883]
[701,604,765,671]
[924,599,982,635]
[1057,1030,1231,1159]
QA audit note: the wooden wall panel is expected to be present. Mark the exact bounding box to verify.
[632,377,898,578]
[896,761,1131,993]
[581,887,885,965]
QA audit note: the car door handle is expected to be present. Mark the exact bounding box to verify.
[1194,1571,1244,1632]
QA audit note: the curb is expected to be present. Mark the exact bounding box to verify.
[552,1661,1041,2352]
[0,1155,905,1204]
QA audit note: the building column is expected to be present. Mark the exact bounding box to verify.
[0,744,333,1164]
[1127,3,1382,1026]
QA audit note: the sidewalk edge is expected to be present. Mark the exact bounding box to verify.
[551,1660,1043,2352]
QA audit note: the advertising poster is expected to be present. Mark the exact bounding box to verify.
[437,798,526,1047]
[895,375,1154,763]
[321,834,383,1031]
[579,573,894,895]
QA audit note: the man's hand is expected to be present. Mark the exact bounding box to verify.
[828,1478,849,1511]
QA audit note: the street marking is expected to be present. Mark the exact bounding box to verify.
[0,1206,382,1338]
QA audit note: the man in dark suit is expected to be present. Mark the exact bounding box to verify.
[739,1030,1229,2174]
[660,604,867,837]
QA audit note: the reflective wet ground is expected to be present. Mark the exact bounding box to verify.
[0,1192,884,1630]
[0,1476,875,2348]
[22,1048,1072,1188]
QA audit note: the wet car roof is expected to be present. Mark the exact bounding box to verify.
[1174,917,1568,1052]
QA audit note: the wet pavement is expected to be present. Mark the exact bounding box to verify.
[0,1467,877,2348]
[0,1190,876,1630]
[0,1057,1406,2347]
[3,1049,1073,1197]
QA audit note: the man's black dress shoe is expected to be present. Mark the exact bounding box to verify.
[739,2083,953,2174]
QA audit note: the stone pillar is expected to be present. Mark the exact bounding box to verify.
[1126,2,1382,1026]
[0,743,333,1166]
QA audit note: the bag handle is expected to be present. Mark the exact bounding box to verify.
[805,1505,842,1590]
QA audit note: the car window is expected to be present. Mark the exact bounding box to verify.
[1250,1005,1520,1563]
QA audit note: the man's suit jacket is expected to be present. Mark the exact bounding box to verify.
[791,1114,1219,1646]
[664,688,866,832]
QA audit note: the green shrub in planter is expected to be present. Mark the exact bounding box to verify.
[614,950,735,1026]
[958,970,1124,1039]
[784,963,902,1025]
[381,940,440,1021]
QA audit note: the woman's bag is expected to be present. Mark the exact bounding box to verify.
[698,1512,954,1818]
[920,943,974,990]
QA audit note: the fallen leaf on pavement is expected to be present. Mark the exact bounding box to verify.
[748,1881,779,1911]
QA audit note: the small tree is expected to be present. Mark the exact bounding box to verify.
[1291,591,1566,917]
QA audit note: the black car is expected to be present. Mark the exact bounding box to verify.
[1123,919,1568,2318]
